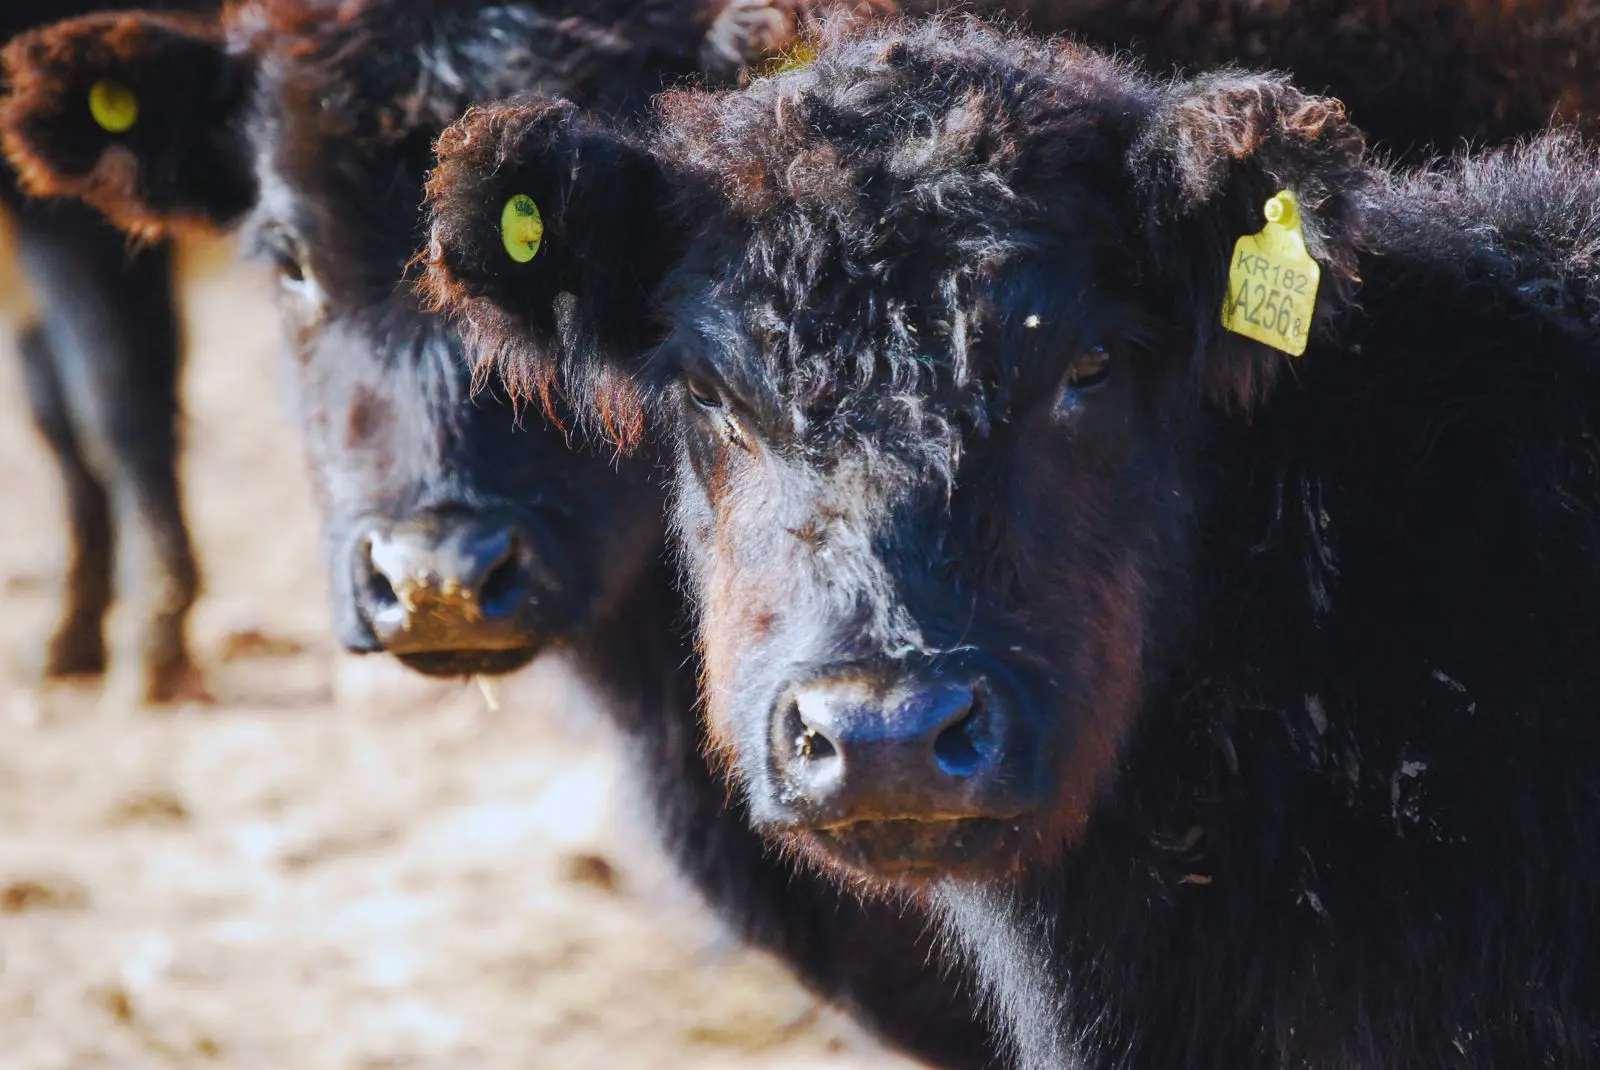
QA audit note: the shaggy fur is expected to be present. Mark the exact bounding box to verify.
[0,4,997,1066]
[422,19,1600,1068]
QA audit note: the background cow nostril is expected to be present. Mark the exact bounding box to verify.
[782,697,839,764]
[365,569,399,609]
[933,692,985,777]
[360,541,400,610]
[796,723,838,762]
[477,551,522,613]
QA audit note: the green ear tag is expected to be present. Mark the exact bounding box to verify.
[500,194,544,264]
[1221,190,1321,357]
[88,80,139,134]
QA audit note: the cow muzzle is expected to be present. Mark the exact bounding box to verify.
[766,664,1040,881]
[349,508,545,677]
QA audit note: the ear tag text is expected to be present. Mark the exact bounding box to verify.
[88,80,139,134]
[500,193,544,264]
[1221,190,1320,357]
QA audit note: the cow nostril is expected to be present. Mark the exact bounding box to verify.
[933,690,985,777]
[360,539,400,610]
[797,722,838,762]
[366,569,399,609]
[477,539,523,614]
[784,698,839,763]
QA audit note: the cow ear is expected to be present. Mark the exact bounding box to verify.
[420,97,682,449]
[1132,72,1370,407]
[0,11,256,239]
[699,0,898,81]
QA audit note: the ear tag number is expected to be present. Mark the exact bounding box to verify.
[88,80,138,133]
[500,193,544,264]
[1221,190,1320,357]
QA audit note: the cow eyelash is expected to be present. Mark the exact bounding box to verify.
[683,376,751,450]
[255,224,309,285]
[1051,344,1113,420]
[1066,345,1111,391]
[685,377,723,411]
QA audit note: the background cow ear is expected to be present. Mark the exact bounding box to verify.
[421,97,682,448]
[0,11,256,239]
[699,0,898,81]
[1131,72,1371,407]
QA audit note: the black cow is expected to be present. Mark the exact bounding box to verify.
[993,0,1600,157]
[421,19,1600,1068]
[5,0,1592,710]
[0,4,997,1067]
[2,0,216,704]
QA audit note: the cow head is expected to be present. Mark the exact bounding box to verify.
[419,20,1369,882]
[1,0,877,677]
[428,20,1373,883]
[420,20,1373,881]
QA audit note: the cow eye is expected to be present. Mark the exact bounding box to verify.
[1066,345,1111,391]
[256,223,310,285]
[681,376,751,450]
[684,377,724,411]
[271,246,305,283]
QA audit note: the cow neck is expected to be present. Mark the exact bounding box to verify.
[937,222,1600,1069]
[561,494,996,1070]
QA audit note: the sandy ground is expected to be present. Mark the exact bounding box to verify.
[0,228,929,1070]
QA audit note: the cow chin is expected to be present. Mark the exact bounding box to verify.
[395,647,541,679]
[786,817,1032,887]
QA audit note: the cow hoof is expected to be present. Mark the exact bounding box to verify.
[146,654,214,706]
[109,652,213,708]
[39,625,108,680]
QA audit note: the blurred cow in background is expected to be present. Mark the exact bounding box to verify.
[2,0,217,704]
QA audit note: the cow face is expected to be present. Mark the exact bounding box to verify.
[423,22,1369,880]
[0,0,849,676]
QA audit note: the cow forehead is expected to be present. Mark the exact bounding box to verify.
[654,25,1151,437]
[654,21,1148,218]
[669,186,1117,456]
[234,0,698,140]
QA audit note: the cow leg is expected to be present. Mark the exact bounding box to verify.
[15,322,113,677]
[11,200,205,704]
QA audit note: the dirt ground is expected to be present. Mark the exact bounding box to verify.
[0,228,930,1070]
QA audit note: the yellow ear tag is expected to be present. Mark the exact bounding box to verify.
[1221,190,1320,357]
[88,80,139,134]
[500,193,544,264]
[755,38,818,79]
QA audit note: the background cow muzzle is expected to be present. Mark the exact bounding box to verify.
[348,507,546,677]
[766,664,1039,879]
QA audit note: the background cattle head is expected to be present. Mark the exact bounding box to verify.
[423,18,1374,886]
[1,0,878,678]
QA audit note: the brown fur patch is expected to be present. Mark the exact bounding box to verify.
[1034,559,1150,861]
